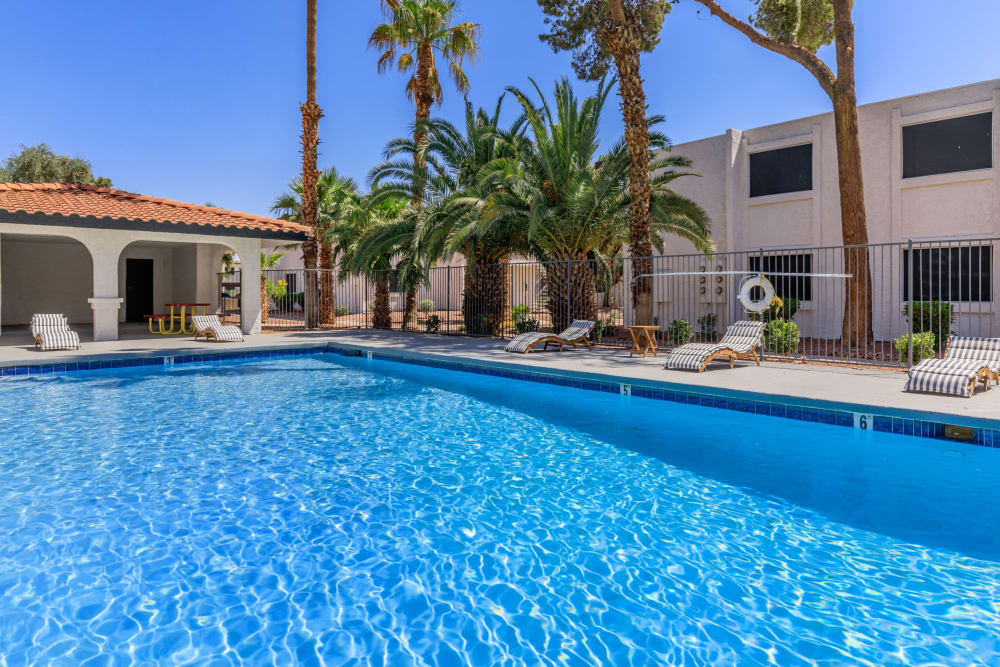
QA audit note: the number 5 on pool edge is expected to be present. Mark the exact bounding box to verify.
[854,413,873,430]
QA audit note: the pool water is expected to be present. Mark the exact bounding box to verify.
[1,354,998,665]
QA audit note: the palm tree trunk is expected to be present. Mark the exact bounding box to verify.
[545,252,597,333]
[402,285,418,331]
[260,274,270,325]
[319,241,335,326]
[462,249,509,336]
[832,0,872,345]
[373,273,392,329]
[300,0,323,328]
[604,0,654,326]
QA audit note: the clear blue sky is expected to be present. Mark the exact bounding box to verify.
[2,1,998,217]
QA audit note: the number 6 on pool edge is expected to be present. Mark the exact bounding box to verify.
[854,413,873,430]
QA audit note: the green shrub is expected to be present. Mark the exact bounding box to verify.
[764,319,800,355]
[749,296,799,323]
[894,332,936,364]
[697,313,717,339]
[667,319,693,346]
[590,315,617,343]
[266,278,288,302]
[466,314,490,335]
[334,304,349,317]
[425,315,441,333]
[418,299,435,313]
[511,305,540,334]
[367,300,376,313]
[903,301,954,352]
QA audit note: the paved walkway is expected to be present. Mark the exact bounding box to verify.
[3,327,997,425]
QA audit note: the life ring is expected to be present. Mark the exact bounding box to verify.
[738,275,775,313]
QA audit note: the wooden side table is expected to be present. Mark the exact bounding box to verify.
[627,325,660,358]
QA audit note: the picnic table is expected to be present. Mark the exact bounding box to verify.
[145,303,210,334]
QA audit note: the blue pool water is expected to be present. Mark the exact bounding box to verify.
[1,354,999,665]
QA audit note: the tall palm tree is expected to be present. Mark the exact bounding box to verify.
[369,0,480,327]
[478,77,713,331]
[300,0,323,327]
[272,168,361,324]
[370,95,526,335]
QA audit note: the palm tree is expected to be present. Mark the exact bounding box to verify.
[300,0,323,327]
[369,0,480,327]
[326,195,408,329]
[478,77,713,331]
[370,95,526,335]
[272,168,361,325]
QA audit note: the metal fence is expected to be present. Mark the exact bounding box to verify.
[256,237,999,368]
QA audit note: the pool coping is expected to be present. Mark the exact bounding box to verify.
[4,340,1000,449]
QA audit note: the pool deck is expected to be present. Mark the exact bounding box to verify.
[2,326,998,426]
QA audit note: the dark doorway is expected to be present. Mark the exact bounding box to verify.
[125,258,154,322]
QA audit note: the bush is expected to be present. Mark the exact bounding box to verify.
[425,315,441,333]
[266,279,288,302]
[334,304,349,317]
[667,319,693,346]
[894,332,936,364]
[764,319,800,355]
[697,313,717,340]
[466,314,490,335]
[903,301,954,352]
[749,296,799,323]
[418,299,435,313]
[590,315,617,343]
[511,305,540,334]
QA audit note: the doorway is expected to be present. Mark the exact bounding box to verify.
[125,258,154,322]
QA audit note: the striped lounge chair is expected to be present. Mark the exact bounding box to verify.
[904,336,1000,398]
[665,320,765,372]
[191,315,244,343]
[30,314,81,352]
[504,319,595,354]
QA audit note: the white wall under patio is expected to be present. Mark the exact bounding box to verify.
[1,234,93,325]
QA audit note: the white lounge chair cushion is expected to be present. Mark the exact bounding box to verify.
[906,358,991,397]
[666,320,765,370]
[504,319,594,353]
[30,314,69,337]
[37,328,80,351]
[191,315,244,342]
[943,336,1000,367]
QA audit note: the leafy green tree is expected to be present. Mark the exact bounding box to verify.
[692,0,871,344]
[537,0,674,326]
[478,78,712,331]
[0,143,112,186]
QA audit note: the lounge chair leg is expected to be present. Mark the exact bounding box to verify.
[753,350,760,366]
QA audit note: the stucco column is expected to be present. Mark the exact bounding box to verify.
[84,238,127,342]
[232,239,261,335]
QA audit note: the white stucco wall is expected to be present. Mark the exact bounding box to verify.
[653,78,1000,340]
[1,238,93,325]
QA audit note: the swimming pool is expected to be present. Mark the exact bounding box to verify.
[1,353,998,664]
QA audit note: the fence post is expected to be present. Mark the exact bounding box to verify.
[907,238,913,367]
[447,267,451,335]
[566,260,571,329]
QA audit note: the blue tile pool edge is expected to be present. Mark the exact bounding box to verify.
[3,341,999,449]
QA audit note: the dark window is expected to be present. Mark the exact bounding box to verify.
[903,245,992,302]
[749,253,813,301]
[902,112,992,178]
[285,272,298,294]
[749,144,813,197]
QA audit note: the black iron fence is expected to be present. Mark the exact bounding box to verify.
[256,237,999,368]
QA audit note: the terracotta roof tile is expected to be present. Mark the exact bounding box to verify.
[0,182,310,237]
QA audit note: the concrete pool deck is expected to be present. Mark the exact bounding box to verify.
[1,326,997,425]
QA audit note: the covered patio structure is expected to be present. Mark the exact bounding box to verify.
[0,183,308,342]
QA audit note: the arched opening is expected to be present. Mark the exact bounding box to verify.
[1,233,93,331]
[116,240,238,337]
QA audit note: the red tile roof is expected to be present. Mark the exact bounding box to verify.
[0,182,310,239]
